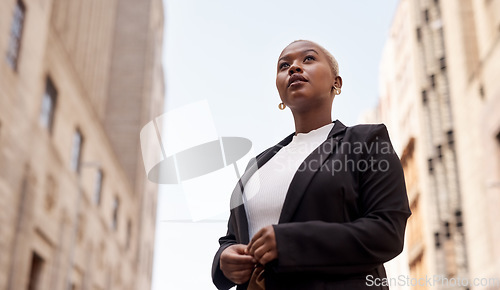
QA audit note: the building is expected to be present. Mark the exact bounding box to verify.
[0,0,165,289]
[375,0,500,288]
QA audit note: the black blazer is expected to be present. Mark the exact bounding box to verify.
[212,120,411,290]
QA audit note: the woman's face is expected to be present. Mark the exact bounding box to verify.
[276,41,340,112]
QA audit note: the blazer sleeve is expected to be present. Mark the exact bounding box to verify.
[272,124,412,275]
[211,211,238,290]
[212,154,262,290]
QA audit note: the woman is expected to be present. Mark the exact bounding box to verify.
[212,40,411,290]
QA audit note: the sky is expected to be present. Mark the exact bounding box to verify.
[152,1,400,289]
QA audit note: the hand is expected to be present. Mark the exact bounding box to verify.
[247,225,278,265]
[220,244,256,285]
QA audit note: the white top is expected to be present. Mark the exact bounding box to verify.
[243,122,335,240]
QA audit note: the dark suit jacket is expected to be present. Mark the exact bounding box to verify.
[212,120,411,290]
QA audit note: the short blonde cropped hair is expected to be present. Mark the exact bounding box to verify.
[289,40,339,77]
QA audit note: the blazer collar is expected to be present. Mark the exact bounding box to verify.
[256,119,346,169]
[232,120,347,243]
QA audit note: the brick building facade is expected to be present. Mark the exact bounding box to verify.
[0,0,165,289]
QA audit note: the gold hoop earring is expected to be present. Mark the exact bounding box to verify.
[333,86,341,95]
[278,102,286,110]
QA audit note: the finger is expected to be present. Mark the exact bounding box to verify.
[246,236,254,253]
[258,250,278,265]
[225,248,254,260]
[246,241,253,254]
[224,245,255,261]
[225,262,256,272]
[223,254,255,265]
[232,244,248,254]
[248,235,267,256]
[223,259,255,270]
[231,269,253,284]
[253,244,270,261]
[247,229,264,252]
[232,268,253,277]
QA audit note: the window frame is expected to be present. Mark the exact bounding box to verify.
[27,251,44,290]
[39,78,58,133]
[126,219,132,249]
[6,0,26,71]
[112,196,119,230]
[70,129,83,173]
[94,169,104,205]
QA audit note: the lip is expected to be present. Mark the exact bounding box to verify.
[288,74,308,87]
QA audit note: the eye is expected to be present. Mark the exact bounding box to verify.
[279,62,290,70]
[304,55,315,62]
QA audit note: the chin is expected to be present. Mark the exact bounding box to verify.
[290,94,328,110]
[288,96,318,111]
[286,90,315,103]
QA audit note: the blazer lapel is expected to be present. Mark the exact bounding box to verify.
[230,132,295,243]
[278,120,347,223]
[230,131,295,208]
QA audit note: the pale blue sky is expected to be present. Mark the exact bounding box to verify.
[153,1,400,289]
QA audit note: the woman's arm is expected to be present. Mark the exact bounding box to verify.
[212,212,239,290]
[213,153,271,289]
[271,124,411,274]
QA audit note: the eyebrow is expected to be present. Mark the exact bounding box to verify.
[278,49,319,63]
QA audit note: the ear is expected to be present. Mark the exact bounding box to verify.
[333,76,343,89]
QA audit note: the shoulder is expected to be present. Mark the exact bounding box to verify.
[255,146,272,159]
[254,131,295,159]
[344,123,390,142]
[344,123,398,158]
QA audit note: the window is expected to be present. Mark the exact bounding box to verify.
[70,129,83,172]
[112,197,119,230]
[479,85,485,99]
[6,1,26,70]
[437,145,443,160]
[428,158,434,173]
[126,219,132,249]
[444,221,451,238]
[455,209,463,228]
[416,27,422,42]
[434,232,441,248]
[44,175,57,212]
[424,9,430,23]
[439,57,446,70]
[422,90,427,104]
[94,169,103,205]
[430,74,436,88]
[27,252,44,290]
[39,78,57,133]
[447,130,454,146]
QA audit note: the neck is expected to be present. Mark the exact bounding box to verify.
[292,110,333,135]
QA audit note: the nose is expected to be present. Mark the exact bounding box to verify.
[288,63,302,75]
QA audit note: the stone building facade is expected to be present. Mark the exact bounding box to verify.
[0,0,165,289]
[375,0,500,288]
